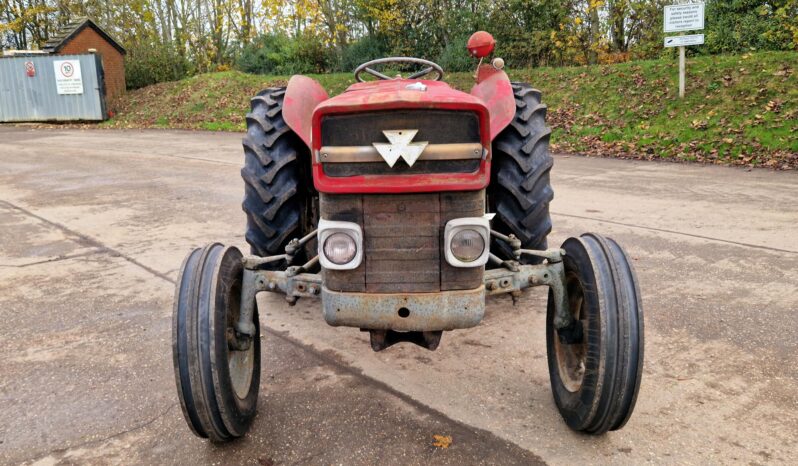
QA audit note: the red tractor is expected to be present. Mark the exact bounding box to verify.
[172,31,644,442]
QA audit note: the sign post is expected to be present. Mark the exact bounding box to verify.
[664,3,705,99]
[679,46,685,98]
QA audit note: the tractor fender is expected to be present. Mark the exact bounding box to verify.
[470,67,515,140]
[283,75,329,149]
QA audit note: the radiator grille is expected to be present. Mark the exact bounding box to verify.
[321,191,484,293]
[320,110,481,178]
[321,110,480,146]
[363,194,441,292]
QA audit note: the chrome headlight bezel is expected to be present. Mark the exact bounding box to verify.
[318,219,363,270]
[444,217,490,268]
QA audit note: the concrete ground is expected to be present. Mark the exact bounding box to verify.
[0,126,796,465]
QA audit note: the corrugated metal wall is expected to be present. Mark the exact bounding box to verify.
[0,54,106,122]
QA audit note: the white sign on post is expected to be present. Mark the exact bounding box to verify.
[664,34,705,48]
[53,60,83,95]
[664,3,705,33]
[664,3,705,98]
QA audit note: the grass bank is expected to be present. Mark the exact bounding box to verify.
[105,51,797,169]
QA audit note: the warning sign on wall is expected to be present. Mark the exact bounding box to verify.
[53,60,83,94]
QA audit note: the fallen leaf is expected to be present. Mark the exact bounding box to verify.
[432,434,452,449]
[765,100,783,113]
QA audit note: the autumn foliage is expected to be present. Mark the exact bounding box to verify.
[2,0,798,85]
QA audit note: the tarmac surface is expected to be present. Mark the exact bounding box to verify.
[0,126,796,465]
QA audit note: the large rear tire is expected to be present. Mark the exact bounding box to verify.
[546,233,644,434]
[241,87,316,267]
[488,83,554,264]
[173,243,261,442]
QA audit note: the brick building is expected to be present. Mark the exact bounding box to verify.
[43,18,126,107]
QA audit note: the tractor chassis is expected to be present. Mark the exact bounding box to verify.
[232,231,573,352]
[172,44,644,441]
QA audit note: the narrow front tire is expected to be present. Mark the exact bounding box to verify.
[172,244,261,442]
[546,233,644,434]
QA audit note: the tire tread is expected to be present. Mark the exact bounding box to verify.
[488,82,554,261]
[241,87,309,262]
[172,244,261,442]
[546,234,644,435]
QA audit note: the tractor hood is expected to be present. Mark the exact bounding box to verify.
[280,72,516,194]
[318,79,488,113]
[310,79,492,194]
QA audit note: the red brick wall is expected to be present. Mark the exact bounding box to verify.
[58,27,125,110]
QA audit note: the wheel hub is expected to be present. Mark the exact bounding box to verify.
[226,285,255,399]
[554,272,588,392]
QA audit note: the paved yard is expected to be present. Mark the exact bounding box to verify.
[0,127,796,465]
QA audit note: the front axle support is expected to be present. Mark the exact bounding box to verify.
[234,239,573,349]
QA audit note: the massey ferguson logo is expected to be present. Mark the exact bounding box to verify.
[372,129,428,167]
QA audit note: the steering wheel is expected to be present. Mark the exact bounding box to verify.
[354,57,444,82]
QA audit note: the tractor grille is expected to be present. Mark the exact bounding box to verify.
[321,110,480,146]
[320,110,482,177]
[320,190,485,293]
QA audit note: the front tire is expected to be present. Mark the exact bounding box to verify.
[546,234,644,434]
[173,244,261,442]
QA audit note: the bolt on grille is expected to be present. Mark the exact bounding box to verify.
[320,191,485,293]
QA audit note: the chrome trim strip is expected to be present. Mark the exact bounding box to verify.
[319,143,484,163]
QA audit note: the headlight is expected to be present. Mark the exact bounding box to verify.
[317,219,363,270]
[450,229,485,262]
[444,217,490,268]
[323,232,357,265]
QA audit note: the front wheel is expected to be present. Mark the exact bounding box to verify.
[546,233,644,434]
[172,243,261,442]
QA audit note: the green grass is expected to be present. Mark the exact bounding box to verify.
[104,51,798,168]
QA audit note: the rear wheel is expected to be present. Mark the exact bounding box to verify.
[241,87,316,267]
[546,234,644,434]
[488,83,554,264]
[173,243,261,442]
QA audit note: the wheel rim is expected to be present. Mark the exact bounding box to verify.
[225,276,255,400]
[554,271,588,392]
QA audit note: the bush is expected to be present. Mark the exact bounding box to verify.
[436,35,474,72]
[126,43,191,89]
[339,35,390,72]
[766,0,798,49]
[236,32,330,75]
[293,31,331,73]
[703,0,788,54]
[236,34,290,74]
[705,4,770,53]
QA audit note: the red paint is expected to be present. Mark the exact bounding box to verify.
[282,75,329,148]
[280,59,515,194]
[467,31,496,58]
[310,79,492,194]
[470,66,516,140]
